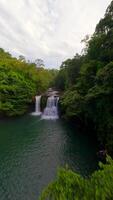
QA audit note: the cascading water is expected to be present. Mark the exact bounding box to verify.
[42,96,59,120]
[31,95,42,116]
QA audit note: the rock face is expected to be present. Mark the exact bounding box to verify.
[46,88,59,97]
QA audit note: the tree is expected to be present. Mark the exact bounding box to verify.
[87,0,113,63]
[56,0,113,152]
[0,48,54,116]
[19,55,26,62]
[54,54,84,89]
[35,58,45,68]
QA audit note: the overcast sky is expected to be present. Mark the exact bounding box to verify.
[0,0,111,68]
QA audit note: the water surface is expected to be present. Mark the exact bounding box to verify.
[0,115,97,200]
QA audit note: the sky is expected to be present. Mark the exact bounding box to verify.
[0,0,111,68]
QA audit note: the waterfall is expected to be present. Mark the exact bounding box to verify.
[31,95,42,116]
[35,96,41,114]
[42,96,59,120]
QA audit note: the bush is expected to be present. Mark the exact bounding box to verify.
[40,156,113,200]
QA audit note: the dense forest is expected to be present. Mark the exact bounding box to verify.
[0,1,113,199]
[53,0,113,153]
[0,49,57,116]
[40,1,113,199]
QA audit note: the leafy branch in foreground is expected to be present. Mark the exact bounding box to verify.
[39,156,113,200]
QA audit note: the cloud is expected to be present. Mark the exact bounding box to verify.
[0,0,111,68]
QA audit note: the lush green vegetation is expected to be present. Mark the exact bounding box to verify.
[39,2,113,199]
[0,1,113,199]
[53,0,113,152]
[0,48,58,116]
[40,156,113,200]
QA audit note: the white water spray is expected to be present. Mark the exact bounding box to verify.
[31,95,42,116]
[42,96,59,120]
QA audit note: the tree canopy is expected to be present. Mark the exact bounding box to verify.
[53,0,113,152]
[0,49,58,116]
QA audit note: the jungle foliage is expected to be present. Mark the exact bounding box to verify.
[40,156,113,200]
[0,48,57,116]
[39,2,113,199]
[53,0,113,152]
